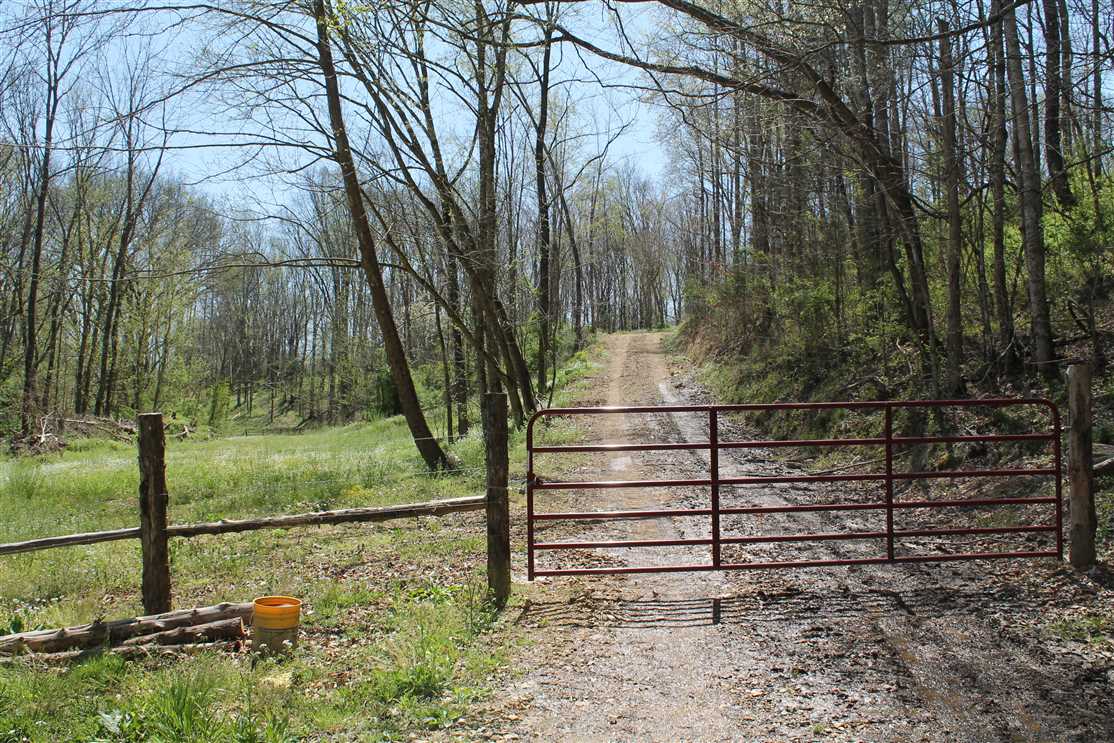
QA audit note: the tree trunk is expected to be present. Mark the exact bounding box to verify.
[939,19,964,395]
[448,261,469,437]
[21,91,56,436]
[1003,5,1056,374]
[987,2,1017,364]
[435,300,453,442]
[313,0,451,470]
[1093,0,1103,174]
[1041,0,1074,206]
[534,21,553,396]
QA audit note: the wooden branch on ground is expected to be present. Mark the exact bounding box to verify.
[0,496,486,556]
[119,617,244,647]
[61,417,136,441]
[1096,444,1114,476]
[1052,332,1093,347]
[0,602,253,655]
[0,641,240,667]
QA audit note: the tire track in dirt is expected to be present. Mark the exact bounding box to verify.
[474,332,1112,743]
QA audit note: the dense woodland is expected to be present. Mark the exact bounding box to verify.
[0,0,1111,461]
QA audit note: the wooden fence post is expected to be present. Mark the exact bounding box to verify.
[138,413,172,613]
[483,392,510,607]
[1067,363,1096,571]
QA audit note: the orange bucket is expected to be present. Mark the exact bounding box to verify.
[252,596,302,652]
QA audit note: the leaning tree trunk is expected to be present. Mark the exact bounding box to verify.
[314,0,451,471]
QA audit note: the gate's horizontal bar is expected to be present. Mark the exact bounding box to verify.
[530,433,1055,454]
[719,557,893,570]
[534,496,1059,522]
[893,524,1056,538]
[892,433,1054,445]
[893,495,1057,509]
[531,398,1056,418]
[531,507,714,521]
[892,467,1056,480]
[720,437,885,449]
[534,558,891,576]
[533,563,718,576]
[531,525,1057,552]
[531,442,711,453]
[533,537,713,550]
[535,528,1055,550]
[533,549,1061,576]
[721,550,1061,569]
[722,531,887,544]
[533,477,713,490]
[722,473,886,485]
[720,502,886,515]
[892,549,1059,563]
[717,496,1058,516]
[534,468,1055,492]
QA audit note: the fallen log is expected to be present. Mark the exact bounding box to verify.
[0,640,240,667]
[120,617,244,647]
[0,602,253,656]
[62,416,137,437]
[1096,442,1114,475]
[0,496,486,556]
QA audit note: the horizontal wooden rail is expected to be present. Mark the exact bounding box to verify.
[0,496,486,557]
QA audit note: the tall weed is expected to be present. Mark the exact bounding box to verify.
[4,462,42,501]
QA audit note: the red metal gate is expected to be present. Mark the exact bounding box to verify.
[525,399,1062,579]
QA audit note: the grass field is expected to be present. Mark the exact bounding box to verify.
[0,349,598,742]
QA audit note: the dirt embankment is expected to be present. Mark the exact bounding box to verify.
[464,332,1113,743]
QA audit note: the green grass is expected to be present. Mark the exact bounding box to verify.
[0,343,601,741]
[1047,611,1114,644]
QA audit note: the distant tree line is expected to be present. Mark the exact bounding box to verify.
[530,0,1110,399]
[1,0,1110,462]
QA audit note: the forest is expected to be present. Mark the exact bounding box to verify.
[0,0,1110,452]
[1,1,1112,739]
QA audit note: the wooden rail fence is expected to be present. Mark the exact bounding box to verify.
[1,412,493,612]
[0,498,487,557]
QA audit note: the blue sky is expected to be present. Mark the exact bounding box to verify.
[142,1,669,211]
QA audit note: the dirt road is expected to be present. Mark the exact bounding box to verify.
[473,332,1113,742]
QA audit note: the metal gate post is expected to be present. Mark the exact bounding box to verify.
[884,404,895,561]
[709,409,721,568]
